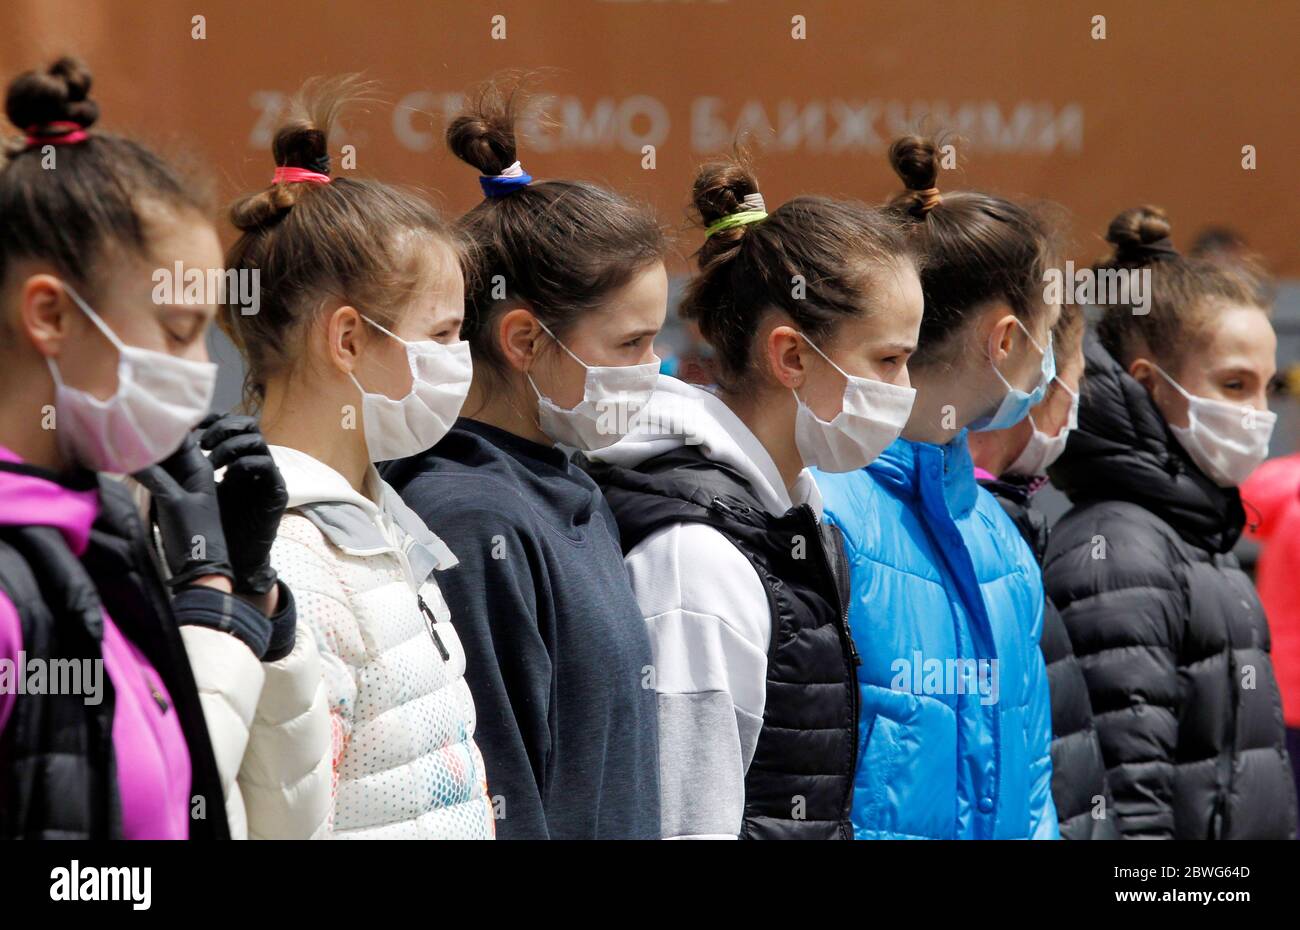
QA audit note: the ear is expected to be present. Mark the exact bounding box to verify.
[765,324,808,390]
[497,306,544,373]
[986,310,1019,364]
[18,274,72,359]
[1128,356,1157,392]
[325,304,366,375]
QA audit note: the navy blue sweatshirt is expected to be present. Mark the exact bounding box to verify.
[382,419,660,839]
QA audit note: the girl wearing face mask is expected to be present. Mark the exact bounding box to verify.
[967,305,1119,839]
[585,157,924,839]
[380,84,665,840]
[815,136,1063,839]
[220,80,493,839]
[0,58,299,839]
[1043,206,1295,839]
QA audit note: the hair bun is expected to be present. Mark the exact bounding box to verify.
[1106,205,1176,264]
[691,157,761,228]
[447,81,521,177]
[888,135,941,218]
[6,56,99,133]
[273,125,330,174]
[229,186,300,232]
[269,74,370,176]
[230,75,372,231]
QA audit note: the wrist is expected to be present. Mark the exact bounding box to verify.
[191,574,233,594]
[237,584,280,618]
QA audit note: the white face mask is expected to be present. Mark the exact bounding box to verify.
[792,335,916,473]
[48,283,216,474]
[1154,364,1276,488]
[350,315,473,462]
[1005,378,1078,478]
[527,320,660,452]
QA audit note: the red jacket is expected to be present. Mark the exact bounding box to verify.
[1244,454,1300,727]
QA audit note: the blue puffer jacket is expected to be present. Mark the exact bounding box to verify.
[815,431,1058,840]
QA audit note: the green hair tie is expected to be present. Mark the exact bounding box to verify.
[704,210,767,238]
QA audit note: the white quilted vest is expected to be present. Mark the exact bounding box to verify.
[269,447,495,839]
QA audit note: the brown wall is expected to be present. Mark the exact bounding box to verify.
[1,0,1295,272]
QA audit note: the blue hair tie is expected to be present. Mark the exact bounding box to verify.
[479,160,532,198]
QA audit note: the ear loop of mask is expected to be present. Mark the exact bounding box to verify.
[989,316,1048,393]
[348,314,412,398]
[525,318,587,406]
[1152,363,1192,400]
[1028,375,1078,434]
[794,333,854,416]
[48,283,132,388]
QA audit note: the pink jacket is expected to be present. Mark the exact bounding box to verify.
[0,447,191,838]
[1243,454,1300,728]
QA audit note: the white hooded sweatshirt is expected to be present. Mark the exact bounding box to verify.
[588,375,822,839]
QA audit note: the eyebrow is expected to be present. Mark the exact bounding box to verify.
[1212,365,1263,378]
[882,342,918,354]
[623,328,661,339]
[157,304,214,316]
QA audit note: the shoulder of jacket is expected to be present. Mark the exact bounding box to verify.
[1051,499,1179,555]
[819,472,888,544]
[971,489,1039,564]
[1044,500,1189,609]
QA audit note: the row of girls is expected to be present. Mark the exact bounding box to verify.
[0,57,1292,840]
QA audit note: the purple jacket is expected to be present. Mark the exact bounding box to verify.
[0,446,191,839]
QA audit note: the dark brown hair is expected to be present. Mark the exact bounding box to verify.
[1093,205,1270,370]
[886,135,1061,371]
[446,79,666,377]
[680,154,917,389]
[223,76,468,405]
[1,57,210,310]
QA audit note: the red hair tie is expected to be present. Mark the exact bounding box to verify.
[24,121,89,147]
[272,166,331,185]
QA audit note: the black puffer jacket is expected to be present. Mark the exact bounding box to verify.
[978,473,1120,840]
[1043,334,1296,839]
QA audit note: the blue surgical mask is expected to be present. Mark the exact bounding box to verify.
[969,318,1055,433]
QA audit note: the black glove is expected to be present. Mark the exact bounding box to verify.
[199,413,288,596]
[133,434,234,588]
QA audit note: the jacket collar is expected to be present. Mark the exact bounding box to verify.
[589,375,822,518]
[0,447,100,556]
[868,430,980,518]
[269,445,457,580]
[1049,333,1244,553]
[976,471,1039,508]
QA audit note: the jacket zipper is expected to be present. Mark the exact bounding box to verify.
[804,504,861,833]
[144,669,169,713]
[806,507,860,669]
[379,512,452,665]
[418,593,450,663]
